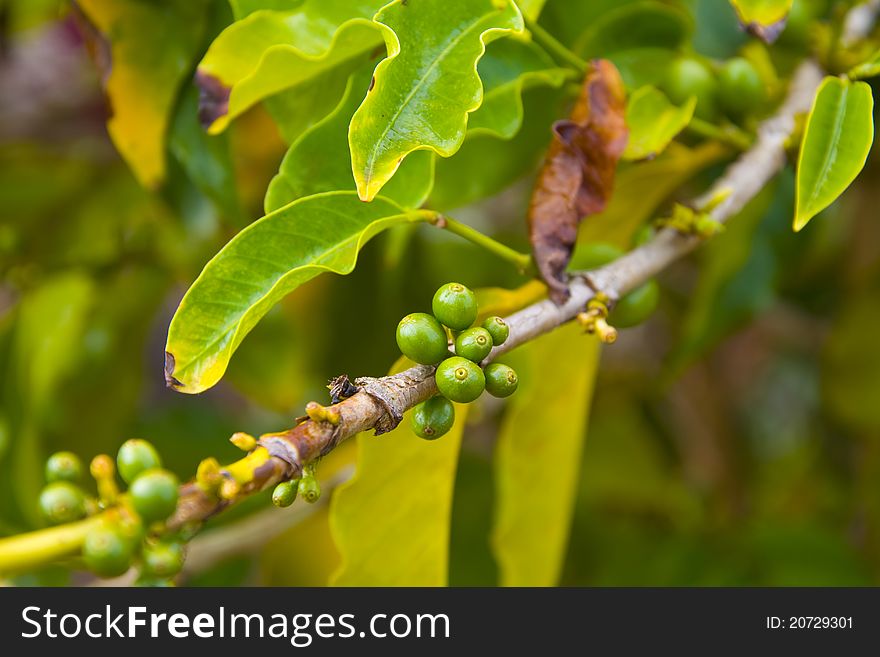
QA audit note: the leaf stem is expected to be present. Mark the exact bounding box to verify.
[524,17,588,73]
[431,214,533,274]
[687,117,753,151]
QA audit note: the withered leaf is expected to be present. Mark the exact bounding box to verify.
[528,59,627,304]
[195,70,231,129]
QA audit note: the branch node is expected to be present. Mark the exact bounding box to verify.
[354,376,407,434]
[257,432,301,476]
[328,374,359,404]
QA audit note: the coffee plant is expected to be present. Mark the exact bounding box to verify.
[1,0,880,587]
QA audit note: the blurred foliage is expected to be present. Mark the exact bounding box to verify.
[1,0,880,587]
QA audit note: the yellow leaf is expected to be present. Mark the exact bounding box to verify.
[329,401,468,585]
[77,0,208,188]
[491,323,601,586]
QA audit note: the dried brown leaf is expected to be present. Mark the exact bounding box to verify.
[528,59,627,303]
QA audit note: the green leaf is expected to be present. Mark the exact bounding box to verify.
[794,77,874,232]
[468,38,571,139]
[230,0,304,19]
[729,0,792,41]
[349,0,524,201]
[265,66,434,213]
[77,0,210,188]
[169,86,243,224]
[848,49,880,82]
[428,84,565,210]
[623,86,696,161]
[165,192,430,394]
[577,1,692,57]
[491,324,601,586]
[197,0,387,133]
[263,61,362,145]
[330,396,469,585]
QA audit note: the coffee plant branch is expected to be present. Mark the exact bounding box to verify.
[0,3,876,575]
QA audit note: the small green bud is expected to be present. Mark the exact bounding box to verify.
[481,316,509,346]
[83,523,134,578]
[39,482,87,525]
[411,396,455,440]
[117,439,162,485]
[45,451,83,483]
[298,474,321,504]
[455,327,493,363]
[432,283,478,330]
[484,363,519,398]
[129,468,179,523]
[272,480,299,508]
[141,541,184,578]
[435,356,485,403]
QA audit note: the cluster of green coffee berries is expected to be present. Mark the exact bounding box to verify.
[271,462,321,508]
[395,283,518,440]
[38,440,183,584]
[662,55,766,122]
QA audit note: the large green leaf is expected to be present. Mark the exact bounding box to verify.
[349,0,524,201]
[729,0,792,41]
[577,1,692,57]
[230,0,304,19]
[265,66,434,213]
[197,0,387,133]
[330,393,469,585]
[428,85,566,211]
[515,0,546,20]
[77,0,209,188]
[169,86,243,224]
[263,61,362,145]
[165,192,430,393]
[491,324,601,586]
[468,38,571,139]
[794,77,873,232]
[623,86,696,161]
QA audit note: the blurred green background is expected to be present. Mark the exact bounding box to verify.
[2,0,880,586]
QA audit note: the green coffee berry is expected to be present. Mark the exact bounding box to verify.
[117,439,162,485]
[83,523,134,578]
[45,451,83,483]
[435,356,485,403]
[718,57,765,118]
[141,541,184,578]
[484,363,519,398]
[411,396,455,440]
[298,474,321,504]
[396,312,449,365]
[455,327,493,363]
[662,57,718,120]
[272,480,299,507]
[482,316,509,346]
[611,280,660,328]
[432,283,478,330]
[129,468,179,523]
[39,482,87,524]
